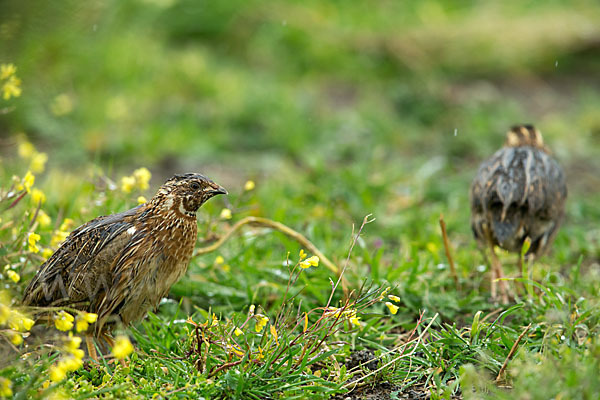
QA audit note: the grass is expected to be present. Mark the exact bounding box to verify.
[1,0,600,398]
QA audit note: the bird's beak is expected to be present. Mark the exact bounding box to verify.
[208,185,228,196]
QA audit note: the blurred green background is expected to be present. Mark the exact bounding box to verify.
[2,3,600,396]
[1,0,600,261]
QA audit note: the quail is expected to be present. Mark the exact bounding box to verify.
[470,125,567,302]
[22,173,227,359]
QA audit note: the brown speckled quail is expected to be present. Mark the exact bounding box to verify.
[470,125,567,302]
[22,173,226,358]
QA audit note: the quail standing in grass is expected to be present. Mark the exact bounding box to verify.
[470,125,567,302]
[22,173,227,359]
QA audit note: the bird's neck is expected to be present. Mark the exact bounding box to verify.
[150,194,197,220]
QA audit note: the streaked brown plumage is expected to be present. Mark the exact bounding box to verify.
[23,173,226,351]
[470,125,567,301]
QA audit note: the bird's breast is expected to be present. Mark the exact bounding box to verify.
[149,215,197,287]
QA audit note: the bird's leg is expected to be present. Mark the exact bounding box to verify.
[85,334,99,363]
[489,246,497,301]
[101,333,126,367]
[101,332,115,350]
[490,245,509,304]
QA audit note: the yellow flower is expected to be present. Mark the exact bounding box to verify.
[8,330,23,345]
[31,188,46,205]
[36,210,51,227]
[306,256,319,266]
[230,344,244,357]
[8,311,35,332]
[270,325,278,344]
[0,305,9,324]
[84,312,98,323]
[0,64,16,79]
[244,180,255,191]
[30,152,48,173]
[388,294,401,303]
[2,75,21,100]
[62,356,83,371]
[304,312,308,333]
[75,312,97,332]
[299,249,307,260]
[42,248,53,260]
[211,314,219,326]
[23,171,35,193]
[22,316,35,331]
[28,232,41,253]
[137,196,147,205]
[54,311,74,331]
[18,141,35,159]
[234,327,243,336]
[6,270,20,283]
[0,377,13,397]
[50,363,67,382]
[121,176,136,193]
[51,230,69,247]
[112,335,134,359]
[222,264,231,273]
[220,208,232,220]
[59,218,74,232]
[255,314,269,333]
[349,315,361,327]
[215,255,224,265]
[65,334,82,353]
[300,255,319,269]
[426,242,438,254]
[385,302,399,315]
[248,304,255,315]
[75,317,89,332]
[133,168,151,191]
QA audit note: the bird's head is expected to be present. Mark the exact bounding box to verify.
[505,125,548,151]
[156,173,227,217]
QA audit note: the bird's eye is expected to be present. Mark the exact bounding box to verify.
[190,182,201,190]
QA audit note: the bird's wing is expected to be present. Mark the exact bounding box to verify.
[22,206,142,308]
